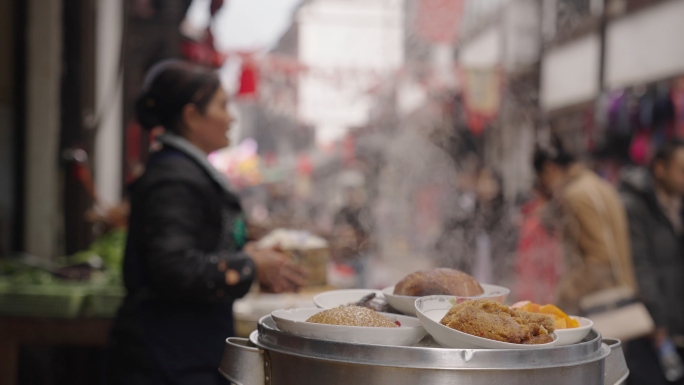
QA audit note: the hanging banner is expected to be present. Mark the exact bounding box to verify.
[460,67,502,135]
[414,0,465,44]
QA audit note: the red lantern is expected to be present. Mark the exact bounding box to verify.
[237,57,259,98]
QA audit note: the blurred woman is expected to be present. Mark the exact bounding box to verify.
[106,61,305,385]
[514,183,563,304]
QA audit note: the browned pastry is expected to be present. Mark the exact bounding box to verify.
[393,268,485,297]
[306,306,398,327]
[440,299,555,345]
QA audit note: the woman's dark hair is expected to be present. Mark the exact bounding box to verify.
[651,139,684,170]
[135,61,221,132]
[533,135,575,173]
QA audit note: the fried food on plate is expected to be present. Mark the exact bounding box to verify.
[440,299,555,345]
[307,306,398,328]
[394,268,484,297]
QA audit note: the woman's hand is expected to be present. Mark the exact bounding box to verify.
[245,243,307,293]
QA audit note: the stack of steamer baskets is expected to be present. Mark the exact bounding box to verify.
[221,269,629,385]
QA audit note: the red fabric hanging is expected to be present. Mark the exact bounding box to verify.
[630,131,651,166]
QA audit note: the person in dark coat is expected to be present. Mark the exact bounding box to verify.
[105,61,305,385]
[434,168,518,287]
[620,140,684,385]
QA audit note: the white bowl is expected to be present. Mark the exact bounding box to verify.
[414,296,558,349]
[313,289,383,309]
[382,284,511,316]
[555,317,593,346]
[271,307,426,346]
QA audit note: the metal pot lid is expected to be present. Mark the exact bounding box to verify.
[254,316,609,370]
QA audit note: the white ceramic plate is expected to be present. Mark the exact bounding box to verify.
[382,284,511,316]
[414,296,558,349]
[313,289,383,309]
[271,307,426,346]
[555,317,593,346]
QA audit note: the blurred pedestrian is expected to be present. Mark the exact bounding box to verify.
[620,140,684,385]
[105,61,305,385]
[434,168,518,287]
[514,182,563,304]
[533,141,637,315]
[331,187,373,286]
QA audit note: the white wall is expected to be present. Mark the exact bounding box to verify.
[94,0,123,207]
[605,0,684,89]
[540,34,601,111]
[503,0,541,72]
[25,0,63,257]
[297,0,404,144]
[460,0,541,72]
[459,27,501,68]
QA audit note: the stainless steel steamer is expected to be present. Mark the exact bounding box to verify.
[220,316,629,385]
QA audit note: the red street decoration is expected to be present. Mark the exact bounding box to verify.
[181,28,227,68]
[180,0,227,68]
[459,66,503,136]
[414,0,465,44]
[237,55,259,99]
[296,154,313,176]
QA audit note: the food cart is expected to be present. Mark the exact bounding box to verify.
[221,316,628,385]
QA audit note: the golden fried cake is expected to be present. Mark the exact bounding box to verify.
[394,268,484,297]
[306,306,398,328]
[440,299,555,345]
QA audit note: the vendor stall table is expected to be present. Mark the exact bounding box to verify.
[0,317,111,385]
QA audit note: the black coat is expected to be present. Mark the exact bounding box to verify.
[619,168,684,335]
[106,144,255,385]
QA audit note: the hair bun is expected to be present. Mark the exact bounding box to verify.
[135,61,221,133]
[135,91,161,131]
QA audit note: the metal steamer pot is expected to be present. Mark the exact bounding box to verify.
[220,316,629,385]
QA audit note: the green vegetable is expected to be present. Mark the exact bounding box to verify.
[90,229,127,273]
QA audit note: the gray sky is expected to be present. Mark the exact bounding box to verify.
[187,0,303,52]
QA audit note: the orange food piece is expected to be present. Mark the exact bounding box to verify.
[539,304,570,319]
[554,317,567,329]
[515,302,579,329]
